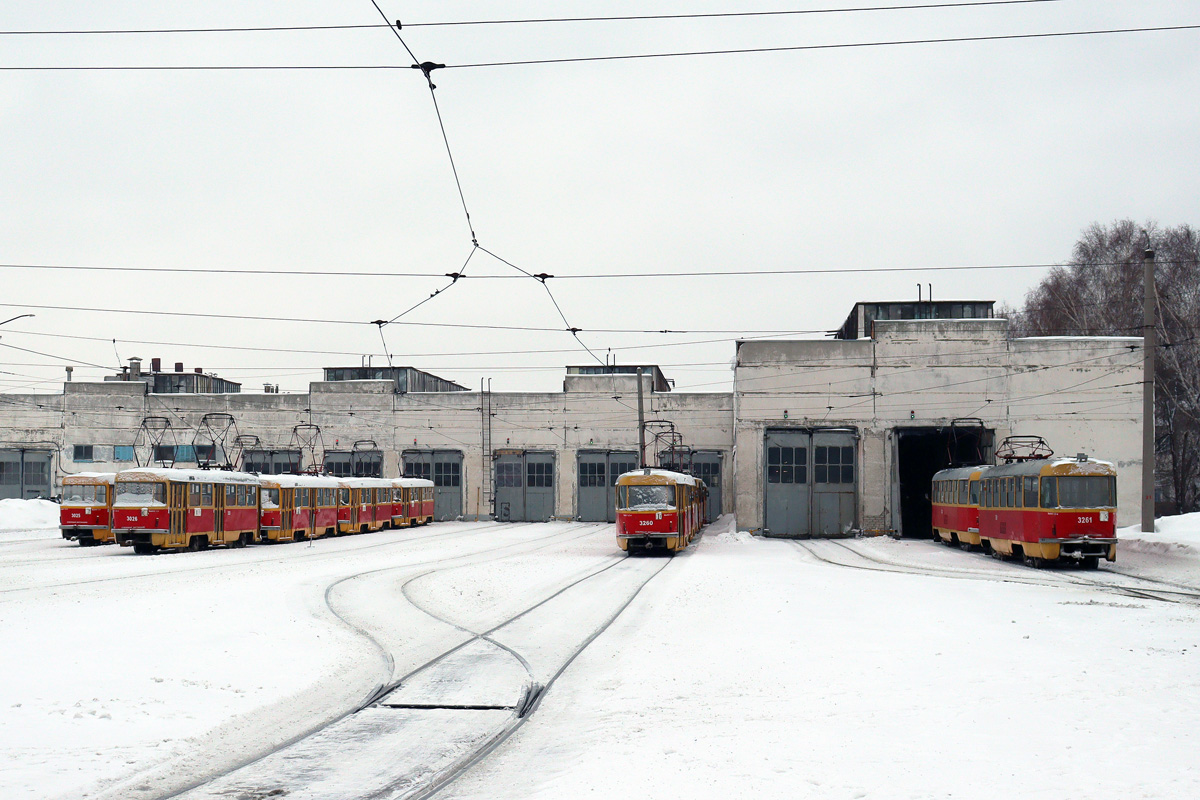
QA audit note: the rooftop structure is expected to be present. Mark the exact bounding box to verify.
[835,300,996,340]
[104,358,241,394]
[564,365,672,393]
[321,366,468,393]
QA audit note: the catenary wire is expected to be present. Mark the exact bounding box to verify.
[5,25,1198,72]
[0,260,1192,280]
[0,2,1073,35]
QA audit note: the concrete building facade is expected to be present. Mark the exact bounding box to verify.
[0,313,1144,534]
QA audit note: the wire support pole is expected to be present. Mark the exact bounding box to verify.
[1142,246,1156,533]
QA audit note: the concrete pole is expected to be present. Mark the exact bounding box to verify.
[637,367,646,468]
[1142,248,1156,533]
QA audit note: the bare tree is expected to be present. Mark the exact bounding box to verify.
[1008,220,1200,513]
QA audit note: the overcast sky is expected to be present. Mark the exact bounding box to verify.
[1,1,1197,396]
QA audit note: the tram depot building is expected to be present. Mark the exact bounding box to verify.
[1,301,1144,537]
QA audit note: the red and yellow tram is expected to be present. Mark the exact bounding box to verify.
[977,456,1117,568]
[113,468,260,554]
[931,465,985,548]
[339,478,394,534]
[60,472,117,546]
[259,474,340,542]
[931,454,1117,568]
[615,468,707,553]
[392,478,435,527]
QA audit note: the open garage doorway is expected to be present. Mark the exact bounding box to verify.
[894,422,993,538]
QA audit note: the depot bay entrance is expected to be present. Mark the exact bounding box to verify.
[577,450,638,522]
[894,423,994,538]
[403,449,464,521]
[763,428,857,537]
[494,450,555,522]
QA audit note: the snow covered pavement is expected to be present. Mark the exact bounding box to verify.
[3,505,1199,799]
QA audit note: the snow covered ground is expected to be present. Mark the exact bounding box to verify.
[2,501,1198,800]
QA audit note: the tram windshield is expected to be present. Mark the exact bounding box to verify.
[114,481,166,506]
[621,485,675,510]
[1052,476,1116,508]
[262,488,280,509]
[63,484,104,504]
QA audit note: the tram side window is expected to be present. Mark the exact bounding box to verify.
[1023,477,1038,508]
[338,488,349,505]
[958,480,968,505]
[201,484,213,506]
[189,483,202,506]
[1040,477,1057,509]
[970,480,980,506]
[225,484,237,505]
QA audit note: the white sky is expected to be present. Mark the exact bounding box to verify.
[1,1,1197,394]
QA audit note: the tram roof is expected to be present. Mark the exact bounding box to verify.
[981,457,1116,478]
[394,477,435,488]
[63,472,117,483]
[258,473,343,488]
[615,467,699,486]
[338,477,395,488]
[115,467,261,484]
[931,465,987,482]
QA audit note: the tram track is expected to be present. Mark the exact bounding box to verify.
[793,538,1200,606]
[122,522,603,800]
[163,529,674,800]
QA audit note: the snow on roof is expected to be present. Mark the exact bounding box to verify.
[931,465,987,481]
[616,467,699,486]
[62,472,116,483]
[395,478,435,488]
[338,477,395,488]
[115,467,261,485]
[259,474,343,488]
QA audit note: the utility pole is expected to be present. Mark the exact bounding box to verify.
[637,367,646,468]
[1142,247,1156,533]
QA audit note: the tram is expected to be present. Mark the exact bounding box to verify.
[392,478,435,527]
[930,465,986,548]
[259,474,341,542]
[615,468,707,553]
[60,472,117,546]
[339,477,394,534]
[112,468,261,554]
[977,455,1117,568]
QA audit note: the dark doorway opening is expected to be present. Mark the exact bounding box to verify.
[896,424,993,538]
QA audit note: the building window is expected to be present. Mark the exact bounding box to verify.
[496,462,522,487]
[154,445,176,463]
[767,446,807,484]
[527,461,553,488]
[405,461,432,481]
[580,462,606,488]
[73,445,94,462]
[113,445,135,462]
[434,461,461,487]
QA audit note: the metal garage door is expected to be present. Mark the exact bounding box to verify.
[0,448,53,500]
[577,450,637,522]
[764,429,857,537]
[811,431,857,536]
[691,450,723,523]
[494,451,556,522]
[403,449,463,520]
